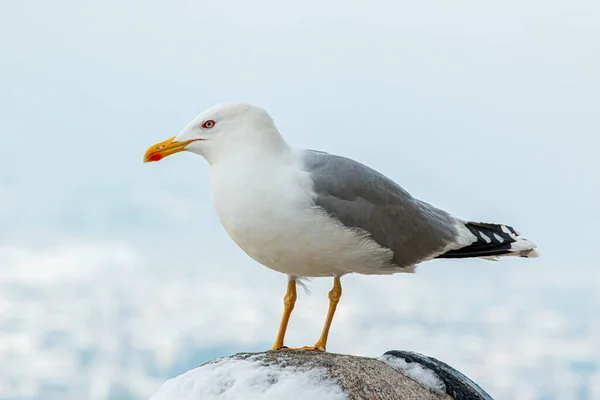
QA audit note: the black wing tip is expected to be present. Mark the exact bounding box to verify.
[436,221,531,260]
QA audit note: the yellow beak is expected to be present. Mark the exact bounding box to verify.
[143,136,195,163]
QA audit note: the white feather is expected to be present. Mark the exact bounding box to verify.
[210,149,401,277]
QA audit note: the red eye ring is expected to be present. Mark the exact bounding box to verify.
[201,120,216,129]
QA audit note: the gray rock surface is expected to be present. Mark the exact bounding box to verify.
[149,350,493,400]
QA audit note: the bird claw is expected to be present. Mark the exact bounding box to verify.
[276,345,326,352]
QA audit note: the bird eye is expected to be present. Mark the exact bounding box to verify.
[201,120,216,129]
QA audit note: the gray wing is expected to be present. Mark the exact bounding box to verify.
[303,149,463,269]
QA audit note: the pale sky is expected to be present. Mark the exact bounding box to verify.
[1,1,599,399]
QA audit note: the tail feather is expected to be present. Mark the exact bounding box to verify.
[437,222,539,260]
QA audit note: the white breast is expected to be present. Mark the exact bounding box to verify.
[209,152,396,277]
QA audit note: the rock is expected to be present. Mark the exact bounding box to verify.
[149,350,494,400]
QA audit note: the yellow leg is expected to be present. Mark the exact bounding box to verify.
[282,276,342,352]
[271,278,297,350]
[313,276,342,351]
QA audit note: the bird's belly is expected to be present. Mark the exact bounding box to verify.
[210,161,396,277]
[215,197,395,277]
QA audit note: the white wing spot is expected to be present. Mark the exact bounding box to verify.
[479,232,492,243]
[501,225,518,239]
[493,233,504,243]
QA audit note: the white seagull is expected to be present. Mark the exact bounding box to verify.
[144,102,539,352]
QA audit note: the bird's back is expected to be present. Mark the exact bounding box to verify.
[302,149,476,268]
[302,149,538,266]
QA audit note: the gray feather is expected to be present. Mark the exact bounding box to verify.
[303,150,461,269]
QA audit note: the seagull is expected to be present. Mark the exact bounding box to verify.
[144,102,539,352]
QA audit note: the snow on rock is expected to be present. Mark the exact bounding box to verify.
[149,354,347,400]
[378,354,446,394]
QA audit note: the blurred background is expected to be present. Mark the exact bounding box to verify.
[1,0,599,399]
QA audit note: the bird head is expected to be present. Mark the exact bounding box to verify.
[144,102,280,165]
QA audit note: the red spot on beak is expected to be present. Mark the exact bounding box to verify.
[149,153,163,162]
